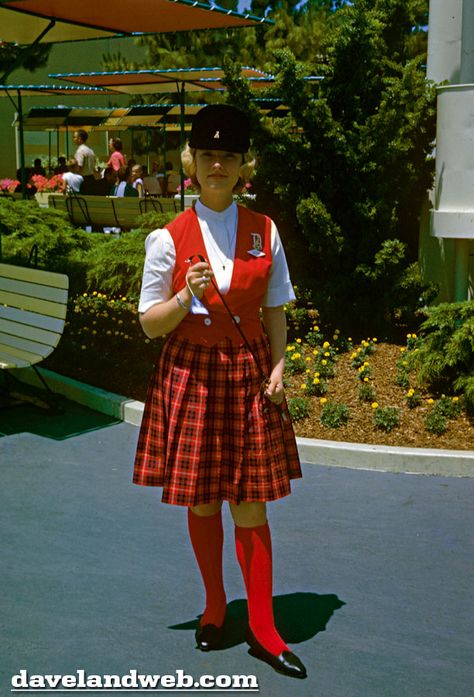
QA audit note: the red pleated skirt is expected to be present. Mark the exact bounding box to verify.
[133,332,302,506]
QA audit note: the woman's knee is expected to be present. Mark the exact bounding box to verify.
[229,501,267,528]
[190,502,223,517]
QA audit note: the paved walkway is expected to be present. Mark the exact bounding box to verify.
[1,404,473,697]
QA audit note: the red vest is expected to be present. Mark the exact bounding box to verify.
[167,205,272,346]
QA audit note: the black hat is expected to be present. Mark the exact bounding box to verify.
[189,104,251,153]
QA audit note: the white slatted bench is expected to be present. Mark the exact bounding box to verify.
[48,194,178,230]
[0,263,69,402]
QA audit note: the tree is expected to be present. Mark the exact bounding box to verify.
[0,42,51,79]
[225,0,435,335]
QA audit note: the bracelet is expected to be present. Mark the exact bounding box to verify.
[186,276,196,298]
[176,292,191,311]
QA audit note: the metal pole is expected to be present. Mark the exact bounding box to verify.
[17,91,27,199]
[179,82,185,211]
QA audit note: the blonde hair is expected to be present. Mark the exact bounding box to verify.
[181,144,255,194]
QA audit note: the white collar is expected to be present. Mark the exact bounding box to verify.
[195,199,237,223]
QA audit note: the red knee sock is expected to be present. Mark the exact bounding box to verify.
[234,522,288,656]
[188,509,227,628]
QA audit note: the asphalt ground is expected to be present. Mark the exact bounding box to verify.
[1,400,473,697]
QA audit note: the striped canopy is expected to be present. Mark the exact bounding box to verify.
[49,66,273,95]
[0,0,269,44]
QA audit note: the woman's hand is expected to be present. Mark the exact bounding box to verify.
[263,372,285,405]
[186,261,213,300]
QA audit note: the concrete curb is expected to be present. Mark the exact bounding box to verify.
[15,366,474,478]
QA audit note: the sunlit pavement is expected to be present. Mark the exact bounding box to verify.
[1,403,473,697]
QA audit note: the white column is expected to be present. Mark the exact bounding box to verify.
[460,0,474,83]
[427,0,463,83]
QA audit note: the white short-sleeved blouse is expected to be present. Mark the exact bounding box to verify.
[138,200,296,314]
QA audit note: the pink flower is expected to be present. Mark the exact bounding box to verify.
[0,178,20,193]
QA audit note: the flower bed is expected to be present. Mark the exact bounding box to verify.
[43,292,474,451]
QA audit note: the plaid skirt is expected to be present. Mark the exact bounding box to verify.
[133,333,302,506]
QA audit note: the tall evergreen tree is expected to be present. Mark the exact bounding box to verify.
[225,0,434,334]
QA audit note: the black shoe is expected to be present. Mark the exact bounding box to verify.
[246,631,307,679]
[195,623,225,651]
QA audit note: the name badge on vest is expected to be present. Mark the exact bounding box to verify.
[248,232,266,258]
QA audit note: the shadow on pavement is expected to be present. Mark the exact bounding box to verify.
[0,394,120,440]
[168,591,346,650]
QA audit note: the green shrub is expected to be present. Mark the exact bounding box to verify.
[287,397,310,422]
[0,198,100,294]
[301,372,328,397]
[434,395,463,419]
[405,301,474,410]
[395,364,410,389]
[405,388,422,409]
[285,346,306,375]
[425,409,448,435]
[358,383,376,402]
[373,406,401,432]
[320,401,350,428]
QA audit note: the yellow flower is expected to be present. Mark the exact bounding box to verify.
[313,349,318,355]
[314,371,320,377]
[306,369,311,374]
[121,296,127,301]
[306,356,311,362]
[300,384,307,390]
[313,378,320,385]
[351,353,357,359]
[372,338,378,342]
[296,338,302,344]
[323,341,330,348]
[324,352,330,357]
[286,345,295,352]
[400,347,406,352]
[82,292,88,297]
[332,334,338,340]
[321,359,327,366]
[412,333,417,338]
[371,402,379,409]
[407,333,412,339]
[363,377,369,383]
[407,389,414,396]
[313,325,319,331]
[452,396,459,402]
[335,329,340,335]
[92,291,97,296]
[427,398,434,404]
[319,397,327,405]
[348,337,352,341]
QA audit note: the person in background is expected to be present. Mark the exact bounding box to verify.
[54,156,68,174]
[133,104,306,680]
[81,166,117,195]
[114,166,138,197]
[72,129,96,184]
[165,160,180,195]
[31,158,46,176]
[107,137,127,172]
[130,164,144,197]
[62,158,83,193]
[152,160,167,195]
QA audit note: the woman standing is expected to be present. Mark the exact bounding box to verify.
[133,105,306,679]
